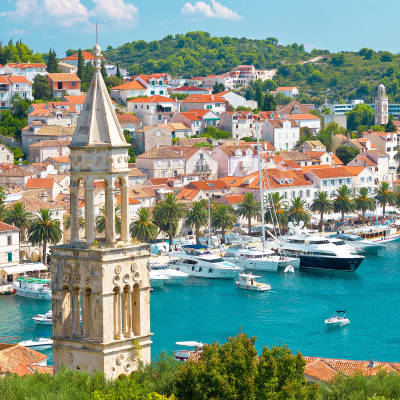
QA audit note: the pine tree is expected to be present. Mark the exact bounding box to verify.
[100,62,108,79]
[0,44,6,66]
[46,48,59,73]
[116,64,122,80]
[77,49,84,82]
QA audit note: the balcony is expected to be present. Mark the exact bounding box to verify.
[156,106,172,113]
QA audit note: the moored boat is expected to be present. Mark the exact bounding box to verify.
[325,311,350,327]
[328,233,385,255]
[19,337,53,347]
[347,223,400,244]
[235,273,271,292]
[13,277,52,300]
[32,310,52,325]
[149,262,189,285]
[175,341,204,362]
[149,270,168,288]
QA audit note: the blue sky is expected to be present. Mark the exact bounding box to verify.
[0,0,399,57]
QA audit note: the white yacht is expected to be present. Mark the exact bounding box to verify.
[13,277,52,300]
[325,311,350,327]
[275,234,365,272]
[223,242,300,272]
[19,337,53,348]
[149,262,189,285]
[149,270,168,288]
[168,245,243,279]
[32,310,52,325]
[328,233,385,255]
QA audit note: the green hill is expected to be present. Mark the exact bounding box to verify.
[99,32,400,107]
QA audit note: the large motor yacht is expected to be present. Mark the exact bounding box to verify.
[168,245,243,279]
[223,242,300,271]
[328,233,385,255]
[275,234,365,272]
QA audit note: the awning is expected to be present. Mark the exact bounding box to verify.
[0,263,48,275]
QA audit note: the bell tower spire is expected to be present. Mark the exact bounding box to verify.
[50,39,152,378]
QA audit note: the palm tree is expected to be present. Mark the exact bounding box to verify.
[95,205,121,235]
[5,202,33,241]
[264,192,287,228]
[0,186,7,221]
[63,209,85,231]
[287,197,311,225]
[185,201,208,244]
[235,193,261,235]
[310,191,333,232]
[354,187,376,224]
[375,181,396,217]
[153,193,186,251]
[28,209,62,265]
[212,204,236,244]
[130,207,158,243]
[333,185,354,221]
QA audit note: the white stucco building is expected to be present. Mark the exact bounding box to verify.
[260,119,300,151]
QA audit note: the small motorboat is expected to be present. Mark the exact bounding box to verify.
[149,270,168,288]
[235,273,271,292]
[32,310,52,325]
[175,341,204,362]
[284,265,294,274]
[149,262,189,285]
[325,311,350,327]
[19,337,53,347]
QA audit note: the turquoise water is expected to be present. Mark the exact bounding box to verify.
[1,241,400,365]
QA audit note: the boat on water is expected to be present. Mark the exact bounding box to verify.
[149,270,168,288]
[168,245,243,279]
[12,277,52,300]
[175,341,204,362]
[328,233,385,255]
[274,234,365,272]
[235,273,271,292]
[347,222,400,244]
[32,310,52,325]
[19,337,53,347]
[325,311,350,327]
[284,265,294,274]
[149,262,189,285]
[223,242,300,272]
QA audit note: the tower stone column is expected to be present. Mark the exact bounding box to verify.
[51,41,152,379]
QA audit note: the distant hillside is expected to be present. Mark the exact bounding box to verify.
[101,31,323,78]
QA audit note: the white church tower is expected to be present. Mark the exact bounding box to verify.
[375,83,389,125]
[50,42,152,378]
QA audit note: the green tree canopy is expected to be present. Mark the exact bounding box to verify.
[32,75,51,101]
[310,191,333,232]
[235,193,261,235]
[346,104,375,131]
[335,145,361,165]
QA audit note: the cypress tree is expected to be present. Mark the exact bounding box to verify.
[47,48,59,73]
[255,85,263,110]
[116,64,122,80]
[77,49,84,82]
[0,45,6,66]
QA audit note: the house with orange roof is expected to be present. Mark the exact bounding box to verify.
[332,133,377,153]
[46,73,81,97]
[220,111,256,140]
[29,139,71,163]
[277,101,313,115]
[4,62,47,83]
[0,76,11,109]
[110,80,147,104]
[347,149,395,183]
[260,119,300,151]
[116,113,142,131]
[170,109,221,136]
[181,94,227,114]
[61,50,106,66]
[284,113,321,133]
[127,95,179,126]
[24,177,64,201]
[299,140,326,153]
[28,107,73,126]
[186,77,204,86]
[44,156,71,174]
[212,145,259,178]
[230,168,314,204]
[304,166,356,197]
[275,87,299,98]
[131,74,169,98]
[8,76,33,102]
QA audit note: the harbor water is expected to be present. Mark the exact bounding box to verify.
[1,241,400,365]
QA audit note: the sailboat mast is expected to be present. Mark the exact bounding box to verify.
[256,122,266,251]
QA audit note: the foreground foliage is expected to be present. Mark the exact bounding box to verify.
[319,371,400,400]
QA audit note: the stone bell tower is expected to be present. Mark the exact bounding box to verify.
[375,83,389,125]
[50,42,152,378]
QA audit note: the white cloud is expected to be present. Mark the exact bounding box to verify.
[7,0,38,17]
[44,0,90,25]
[0,12,7,17]
[91,0,139,23]
[6,28,29,35]
[181,0,242,20]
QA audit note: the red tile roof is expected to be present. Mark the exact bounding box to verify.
[243,168,312,189]
[111,81,146,90]
[343,166,368,176]
[7,63,46,70]
[115,195,141,205]
[0,222,19,232]
[331,154,344,165]
[183,94,227,103]
[171,86,208,92]
[116,113,141,122]
[128,95,176,103]
[25,178,57,189]
[277,101,312,115]
[7,76,32,85]
[62,51,105,61]
[286,113,320,120]
[47,73,80,82]
[176,188,199,200]
[186,179,230,190]
[29,139,71,148]
[306,166,353,178]
[222,195,245,204]
[0,344,48,377]
[219,176,244,187]
[267,119,300,128]
[276,87,296,90]
[45,156,70,163]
